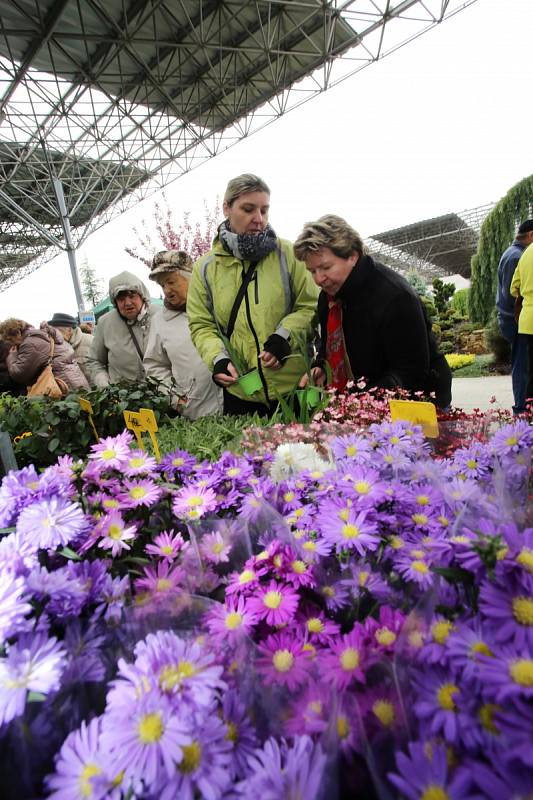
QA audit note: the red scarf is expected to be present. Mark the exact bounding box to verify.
[326,298,350,390]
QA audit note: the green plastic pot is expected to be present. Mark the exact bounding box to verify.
[238,368,262,396]
[296,386,321,408]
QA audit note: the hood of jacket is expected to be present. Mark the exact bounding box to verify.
[39,322,65,345]
[109,271,151,304]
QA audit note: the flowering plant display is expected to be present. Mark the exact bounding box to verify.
[0,417,532,799]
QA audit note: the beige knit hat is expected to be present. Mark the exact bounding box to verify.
[149,250,193,280]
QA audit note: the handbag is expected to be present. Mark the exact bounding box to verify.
[27,337,69,399]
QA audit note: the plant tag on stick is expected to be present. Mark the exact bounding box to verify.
[79,397,99,442]
[389,399,439,439]
[123,408,161,461]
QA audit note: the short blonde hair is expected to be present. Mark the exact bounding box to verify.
[293,214,365,261]
[0,318,30,340]
[223,174,270,206]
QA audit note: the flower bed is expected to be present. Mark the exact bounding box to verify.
[0,418,532,799]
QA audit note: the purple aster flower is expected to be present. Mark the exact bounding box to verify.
[0,632,65,725]
[0,572,31,643]
[364,606,406,654]
[0,530,39,578]
[394,553,435,589]
[46,716,122,800]
[221,689,258,778]
[145,530,187,561]
[299,535,332,561]
[152,710,233,800]
[493,697,533,767]
[117,478,162,509]
[419,617,456,665]
[61,620,107,685]
[87,430,133,469]
[159,448,197,478]
[341,561,391,602]
[319,627,366,690]
[490,420,533,457]
[330,433,373,463]
[123,449,158,476]
[470,755,533,799]
[100,689,190,792]
[297,609,340,645]
[358,684,406,742]
[451,441,493,480]
[16,495,87,550]
[285,681,331,737]
[236,735,327,799]
[476,645,533,702]
[446,619,495,681]
[131,630,226,708]
[26,564,90,620]
[199,530,232,564]
[247,580,299,626]
[256,632,311,690]
[412,666,469,743]
[0,464,41,526]
[317,577,352,611]
[318,506,380,556]
[94,574,130,622]
[172,483,217,521]
[97,511,138,557]
[479,573,533,650]
[205,596,258,647]
[134,562,185,598]
[389,741,472,800]
[225,565,267,596]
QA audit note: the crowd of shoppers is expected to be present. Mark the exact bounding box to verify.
[0,172,464,415]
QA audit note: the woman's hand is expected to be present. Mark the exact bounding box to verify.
[259,350,281,370]
[298,367,326,388]
[213,361,238,386]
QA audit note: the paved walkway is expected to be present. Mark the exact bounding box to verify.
[451,375,514,413]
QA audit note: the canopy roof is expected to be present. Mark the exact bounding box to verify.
[0,0,478,292]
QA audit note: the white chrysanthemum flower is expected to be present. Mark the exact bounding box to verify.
[269,443,333,482]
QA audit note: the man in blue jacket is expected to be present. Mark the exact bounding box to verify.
[496,219,533,414]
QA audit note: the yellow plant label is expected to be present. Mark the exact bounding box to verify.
[389,399,439,439]
[123,409,160,461]
[79,398,94,414]
[139,408,158,432]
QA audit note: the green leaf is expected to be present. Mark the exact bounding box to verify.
[58,546,82,561]
[28,691,47,703]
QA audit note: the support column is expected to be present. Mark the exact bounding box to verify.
[52,178,85,312]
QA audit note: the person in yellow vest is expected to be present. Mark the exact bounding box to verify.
[510,242,533,410]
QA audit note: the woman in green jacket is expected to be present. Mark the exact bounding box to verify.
[187,174,319,416]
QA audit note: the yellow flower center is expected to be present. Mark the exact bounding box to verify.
[101,449,116,460]
[431,621,454,644]
[342,523,359,539]
[160,544,174,555]
[469,641,493,658]
[130,487,147,500]
[478,703,500,734]
[225,722,239,743]
[103,498,119,508]
[389,536,404,549]
[340,647,359,671]
[129,457,145,468]
[284,491,295,502]
[354,481,371,495]
[466,459,477,469]
[517,548,533,573]
[211,541,225,554]
[303,541,316,551]
[309,700,322,714]
[321,586,335,598]
[408,630,424,648]
[390,436,400,444]
[510,659,533,686]
[137,712,164,743]
[438,515,450,527]
[410,549,425,558]
[79,763,102,798]
[505,436,518,447]
[159,660,197,690]
[345,445,357,456]
[412,513,428,525]
[291,560,307,574]
[436,683,459,711]
[226,467,240,477]
[172,457,184,466]
[416,494,430,505]
[225,612,243,630]
[512,596,533,625]
[375,628,396,646]
[263,590,283,609]
[108,524,123,540]
[412,560,429,574]
[187,495,204,507]
[238,569,255,584]
[155,578,172,592]
[372,700,395,727]
[421,787,449,800]
[358,571,369,586]
[179,741,202,773]
[496,546,508,560]
[339,508,350,521]
[272,649,294,672]
[307,617,324,633]
[337,714,350,739]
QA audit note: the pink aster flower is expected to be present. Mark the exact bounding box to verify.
[117,478,162,509]
[87,431,133,470]
[145,530,187,561]
[97,511,138,557]
[319,627,367,690]
[199,531,231,564]
[134,561,184,596]
[172,484,217,521]
[256,632,311,690]
[248,580,299,626]
[318,507,380,556]
[225,565,267,596]
[297,609,340,645]
[123,449,158,477]
[205,596,259,646]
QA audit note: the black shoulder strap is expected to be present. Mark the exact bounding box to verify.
[225,261,258,340]
[125,321,144,361]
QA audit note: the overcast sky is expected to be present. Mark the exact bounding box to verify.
[1,0,531,323]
